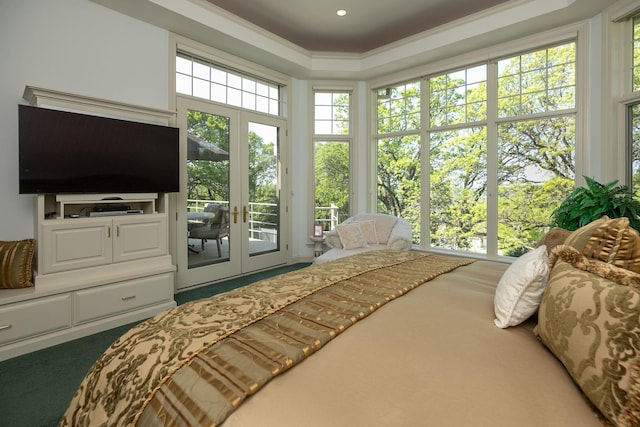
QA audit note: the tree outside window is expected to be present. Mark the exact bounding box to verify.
[375,41,576,256]
[314,91,351,229]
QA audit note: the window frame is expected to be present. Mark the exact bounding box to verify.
[369,24,588,259]
[310,82,358,233]
[603,0,640,186]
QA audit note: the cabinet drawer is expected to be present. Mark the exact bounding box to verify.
[75,272,174,324]
[0,295,72,345]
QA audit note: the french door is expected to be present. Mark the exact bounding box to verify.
[175,96,287,289]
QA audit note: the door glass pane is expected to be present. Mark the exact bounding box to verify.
[248,122,279,256]
[186,110,231,268]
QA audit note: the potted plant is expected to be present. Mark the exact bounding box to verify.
[551,176,640,231]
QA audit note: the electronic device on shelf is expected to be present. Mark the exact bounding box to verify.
[88,209,144,217]
[92,204,131,212]
[87,204,144,217]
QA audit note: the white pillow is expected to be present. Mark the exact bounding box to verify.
[336,222,369,250]
[356,220,379,245]
[494,245,550,328]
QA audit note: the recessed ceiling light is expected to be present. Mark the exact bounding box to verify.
[336,9,347,17]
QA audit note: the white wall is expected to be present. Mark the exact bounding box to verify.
[289,78,312,259]
[0,0,169,239]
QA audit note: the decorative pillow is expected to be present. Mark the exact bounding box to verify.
[620,357,640,426]
[324,230,342,249]
[352,214,397,244]
[493,245,550,328]
[536,227,571,254]
[535,258,640,425]
[0,239,36,289]
[336,223,369,250]
[356,220,379,245]
[549,245,640,288]
[564,216,640,274]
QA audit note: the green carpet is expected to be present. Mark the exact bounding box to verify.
[0,263,309,427]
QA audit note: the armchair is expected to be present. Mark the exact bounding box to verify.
[314,213,412,264]
[189,204,230,257]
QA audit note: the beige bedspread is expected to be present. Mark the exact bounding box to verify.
[223,259,605,427]
[60,250,477,427]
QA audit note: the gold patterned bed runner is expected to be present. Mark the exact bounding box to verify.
[60,250,474,427]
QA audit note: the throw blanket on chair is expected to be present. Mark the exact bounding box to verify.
[60,250,474,427]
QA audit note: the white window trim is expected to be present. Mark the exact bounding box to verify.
[369,22,589,259]
[310,81,359,230]
[169,33,291,115]
[603,0,640,185]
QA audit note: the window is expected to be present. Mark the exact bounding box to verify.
[375,41,577,257]
[629,16,640,197]
[375,82,420,244]
[176,53,282,116]
[313,90,352,230]
[633,16,640,92]
[428,66,487,251]
[495,43,576,256]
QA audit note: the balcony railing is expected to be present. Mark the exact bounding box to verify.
[188,199,277,240]
[314,204,339,231]
[188,200,341,236]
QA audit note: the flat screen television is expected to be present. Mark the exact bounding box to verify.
[18,104,180,194]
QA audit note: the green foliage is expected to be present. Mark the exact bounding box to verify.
[376,135,420,219]
[314,141,350,224]
[186,111,230,202]
[373,42,577,254]
[187,110,278,208]
[551,176,640,231]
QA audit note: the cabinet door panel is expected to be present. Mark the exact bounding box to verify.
[41,220,112,274]
[113,215,167,263]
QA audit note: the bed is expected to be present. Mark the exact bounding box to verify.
[60,233,640,426]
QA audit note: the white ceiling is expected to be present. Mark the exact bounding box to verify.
[92,0,613,79]
[204,0,511,52]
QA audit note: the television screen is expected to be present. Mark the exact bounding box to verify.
[18,105,180,194]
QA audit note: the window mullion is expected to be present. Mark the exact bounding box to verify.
[486,60,499,258]
[422,77,430,250]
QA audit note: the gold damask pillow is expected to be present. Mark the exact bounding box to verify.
[620,357,640,426]
[0,239,36,289]
[536,257,640,425]
[564,216,640,273]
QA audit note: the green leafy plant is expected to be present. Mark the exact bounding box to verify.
[551,176,640,231]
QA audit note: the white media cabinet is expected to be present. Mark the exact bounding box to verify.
[0,192,176,361]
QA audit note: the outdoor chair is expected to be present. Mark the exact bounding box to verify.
[189,204,230,257]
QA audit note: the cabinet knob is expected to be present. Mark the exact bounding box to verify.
[121,295,136,301]
[0,324,13,331]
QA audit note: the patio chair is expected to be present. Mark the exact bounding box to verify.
[189,204,230,257]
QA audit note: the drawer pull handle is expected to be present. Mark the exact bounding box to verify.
[0,324,13,331]
[122,295,136,301]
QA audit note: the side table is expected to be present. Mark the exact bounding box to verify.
[309,235,325,257]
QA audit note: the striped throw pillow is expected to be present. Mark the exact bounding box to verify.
[0,239,36,289]
[564,216,640,273]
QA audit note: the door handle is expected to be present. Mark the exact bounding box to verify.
[243,206,247,223]
[233,206,238,224]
